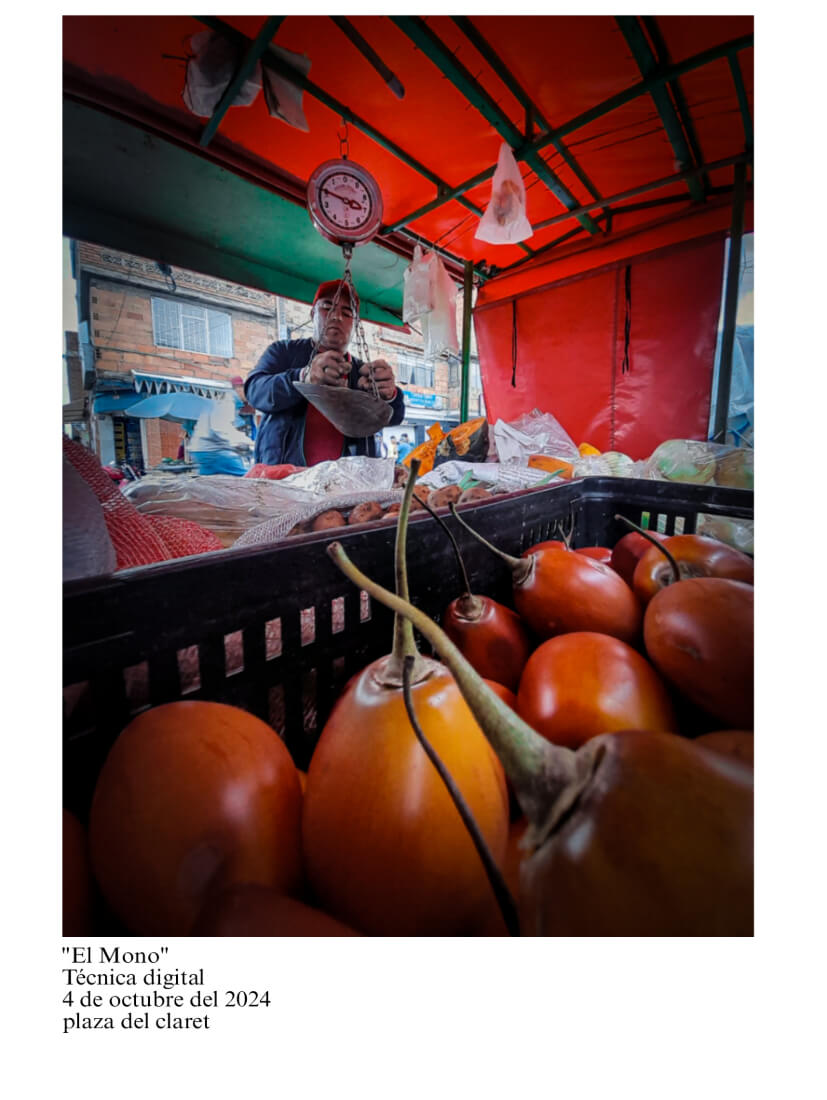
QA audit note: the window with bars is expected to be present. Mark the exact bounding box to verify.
[397,352,434,389]
[151,297,233,358]
[447,356,480,390]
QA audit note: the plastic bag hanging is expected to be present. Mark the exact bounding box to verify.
[402,245,436,323]
[422,256,459,359]
[183,30,263,118]
[475,143,533,245]
[262,45,312,131]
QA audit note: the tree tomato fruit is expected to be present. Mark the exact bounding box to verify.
[89,701,303,935]
[442,595,533,692]
[575,546,613,567]
[517,632,676,749]
[610,530,664,586]
[694,730,754,767]
[514,549,643,644]
[521,540,568,558]
[63,809,94,936]
[302,656,509,936]
[633,534,754,604]
[191,885,359,936]
[643,578,753,727]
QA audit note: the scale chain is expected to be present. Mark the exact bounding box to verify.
[314,247,380,400]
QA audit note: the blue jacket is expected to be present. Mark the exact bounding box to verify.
[245,339,406,466]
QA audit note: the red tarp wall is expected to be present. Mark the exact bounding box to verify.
[474,199,753,458]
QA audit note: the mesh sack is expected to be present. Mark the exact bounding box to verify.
[124,473,318,548]
[146,515,224,558]
[62,436,170,569]
[235,489,404,547]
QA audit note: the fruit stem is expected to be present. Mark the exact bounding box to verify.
[448,503,532,584]
[388,458,424,677]
[415,491,474,600]
[614,514,681,583]
[327,540,583,827]
[401,656,520,937]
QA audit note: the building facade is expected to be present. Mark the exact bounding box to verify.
[66,240,483,470]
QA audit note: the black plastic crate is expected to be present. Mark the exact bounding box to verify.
[63,476,753,819]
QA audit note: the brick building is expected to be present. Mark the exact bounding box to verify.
[66,240,483,470]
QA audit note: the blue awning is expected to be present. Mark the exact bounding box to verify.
[93,392,143,414]
[126,392,214,423]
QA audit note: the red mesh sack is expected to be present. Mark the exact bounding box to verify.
[244,463,304,480]
[62,436,170,569]
[146,515,224,558]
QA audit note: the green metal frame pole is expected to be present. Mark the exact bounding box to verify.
[383,34,752,237]
[459,261,474,423]
[711,162,747,444]
[195,17,541,256]
[529,152,749,233]
[729,54,754,152]
[199,16,285,148]
[392,15,599,237]
[616,16,704,202]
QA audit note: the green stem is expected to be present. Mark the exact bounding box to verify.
[416,491,475,601]
[390,458,422,669]
[448,503,532,584]
[401,656,520,937]
[327,540,581,826]
[614,514,681,583]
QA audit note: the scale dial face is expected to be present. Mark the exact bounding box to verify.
[307,159,384,246]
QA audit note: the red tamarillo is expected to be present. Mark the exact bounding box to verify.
[450,504,642,644]
[326,541,753,937]
[302,460,510,936]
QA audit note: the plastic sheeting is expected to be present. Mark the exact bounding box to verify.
[474,234,728,459]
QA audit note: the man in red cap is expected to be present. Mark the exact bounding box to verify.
[244,279,405,467]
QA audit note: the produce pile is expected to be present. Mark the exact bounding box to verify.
[63,406,753,573]
[64,460,753,938]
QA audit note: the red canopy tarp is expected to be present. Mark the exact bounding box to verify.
[474,196,754,458]
[62,15,754,436]
[63,15,753,272]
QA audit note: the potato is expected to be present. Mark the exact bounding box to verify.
[429,485,463,509]
[411,486,431,510]
[458,486,492,505]
[311,510,346,532]
[384,502,402,516]
[287,523,306,537]
[348,501,384,525]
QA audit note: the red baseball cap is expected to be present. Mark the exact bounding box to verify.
[312,279,359,309]
[229,375,244,386]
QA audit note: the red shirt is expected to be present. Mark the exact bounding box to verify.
[302,350,348,464]
[303,401,345,465]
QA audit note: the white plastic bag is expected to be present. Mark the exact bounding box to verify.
[403,245,435,323]
[262,45,311,131]
[423,256,459,358]
[183,30,263,118]
[403,247,458,356]
[475,143,533,245]
[419,461,556,494]
[492,409,579,465]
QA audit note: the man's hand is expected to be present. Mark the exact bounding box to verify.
[307,349,349,388]
[358,359,397,401]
